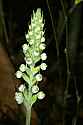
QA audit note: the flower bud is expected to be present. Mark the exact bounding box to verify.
[35,27,40,32]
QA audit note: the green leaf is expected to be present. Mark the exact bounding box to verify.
[26,67,32,76]
[22,73,31,85]
[31,94,37,105]
[31,66,40,75]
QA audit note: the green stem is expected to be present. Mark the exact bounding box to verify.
[26,106,31,125]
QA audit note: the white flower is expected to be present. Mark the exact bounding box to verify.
[26,34,29,39]
[32,85,39,94]
[29,25,31,30]
[22,44,29,53]
[16,71,22,78]
[19,64,26,72]
[18,84,26,92]
[41,24,44,28]
[37,91,45,100]
[40,63,47,70]
[29,40,34,45]
[41,53,47,60]
[39,43,46,50]
[41,37,45,42]
[25,57,32,65]
[15,92,24,104]
[35,74,42,82]
[34,51,39,56]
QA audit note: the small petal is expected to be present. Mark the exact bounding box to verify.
[40,63,47,70]
[37,91,45,100]
[18,84,26,92]
[16,71,22,78]
[32,85,39,94]
[41,53,47,60]
[41,37,45,42]
[35,74,42,82]
[15,92,24,104]
[19,64,26,72]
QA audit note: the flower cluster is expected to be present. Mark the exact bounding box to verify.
[15,9,47,105]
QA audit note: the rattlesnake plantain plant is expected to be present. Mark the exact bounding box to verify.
[15,8,47,125]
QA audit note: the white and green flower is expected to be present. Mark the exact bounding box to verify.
[22,44,29,53]
[35,74,42,82]
[37,91,45,100]
[15,92,24,104]
[25,57,32,65]
[33,51,39,56]
[19,64,26,72]
[41,53,47,60]
[18,84,26,92]
[32,85,39,94]
[41,37,45,42]
[40,63,47,70]
[16,70,22,78]
[25,34,29,40]
[39,43,46,50]
[15,9,47,107]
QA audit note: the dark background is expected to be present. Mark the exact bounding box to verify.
[0,0,83,125]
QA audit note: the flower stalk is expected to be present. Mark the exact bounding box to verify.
[15,8,47,125]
